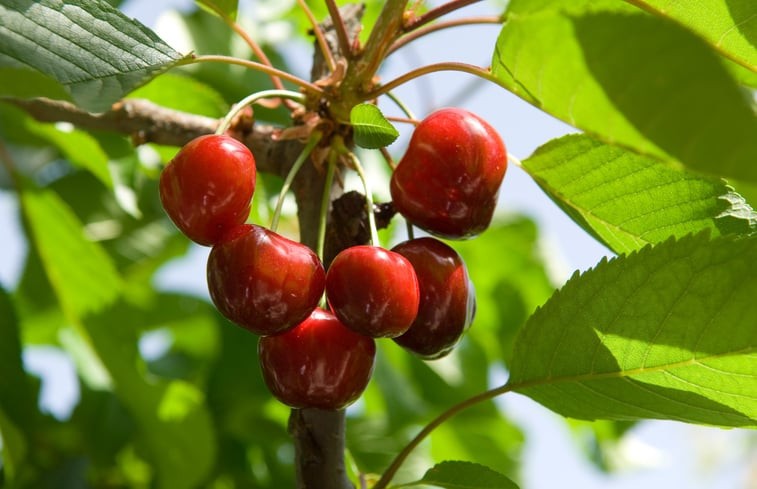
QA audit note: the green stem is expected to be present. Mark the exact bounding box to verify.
[215,89,306,135]
[347,152,380,246]
[190,55,324,95]
[317,149,338,262]
[366,62,508,100]
[508,152,524,169]
[373,383,513,489]
[385,91,417,121]
[271,132,323,232]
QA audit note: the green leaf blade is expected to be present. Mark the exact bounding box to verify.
[412,460,519,489]
[494,2,757,182]
[523,134,757,254]
[350,103,399,149]
[0,0,189,112]
[627,0,757,72]
[508,234,757,427]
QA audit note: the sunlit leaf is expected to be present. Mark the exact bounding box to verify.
[350,103,399,149]
[509,233,757,427]
[0,0,190,112]
[410,460,520,489]
[494,0,757,182]
[523,134,757,254]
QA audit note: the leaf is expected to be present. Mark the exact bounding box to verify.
[19,185,122,318]
[508,233,757,427]
[0,66,70,100]
[523,134,757,254]
[494,1,757,182]
[625,0,757,72]
[350,103,399,149]
[128,72,228,117]
[410,461,519,489]
[0,0,190,112]
[196,0,239,21]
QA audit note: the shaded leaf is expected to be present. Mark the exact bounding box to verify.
[508,233,757,427]
[0,0,190,112]
[128,72,227,117]
[625,0,757,72]
[196,0,239,21]
[350,103,399,149]
[0,66,70,100]
[494,0,757,182]
[523,134,757,254]
[411,460,519,489]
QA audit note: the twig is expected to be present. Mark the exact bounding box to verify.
[298,0,337,72]
[388,15,502,55]
[404,0,482,32]
[325,0,355,58]
[366,62,508,99]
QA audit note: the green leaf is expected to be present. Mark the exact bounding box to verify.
[0,66,70,100]
[0,0,190,112]
[523,134,757,254]
[196,0,239,21]
[409,461,519,489]
[128,72,227,117]
[508,233,757,427]
[494,1,757,182]
[625,0,757,72]
[19,185,122,318]
[350,103,400,149]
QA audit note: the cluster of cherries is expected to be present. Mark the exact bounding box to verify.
[159,108,507,410]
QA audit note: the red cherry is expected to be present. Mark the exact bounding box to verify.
[207,224,325,336]
[258,308,376,409]
[391,238,476,359]
[390,108,507,239]
[325,245,420,338]
[160,134,256,246]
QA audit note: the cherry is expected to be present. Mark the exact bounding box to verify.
[207,224,325,336]
[325,245,420,338]
[390,108,507,239]
[258,308,376,409]
[392,237,476,359]
[159,134,256,246]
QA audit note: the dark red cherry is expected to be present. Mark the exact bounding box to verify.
[160,134,256,246]
[390,108,507,239]
[258,308,376,409]
[207,224,325,336]
[392,237,476,359]
[325,245,420,338]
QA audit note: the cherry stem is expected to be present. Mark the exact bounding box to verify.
[190,55,324,95]
[317,148,338,264]
[373,383,514,489]
[271,132,323,232]
[347,152,380,247]
[404,0,482,32]
[405,221,415,241]
[196,0,287,92]
[379,147,396,171]
[366,62,506,100]
[508,153,524,169]
[215,89,306,135]
[298,0,337,73]
[385,91,417,121]
[325,0,354,58]
[388,16,502,55]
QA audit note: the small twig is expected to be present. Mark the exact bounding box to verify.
[325,0,355,58]
[191,55,324,95]
[380,147,396,171]
[404,0,483,32]
[388,15,502,55]
[298,0,337,72]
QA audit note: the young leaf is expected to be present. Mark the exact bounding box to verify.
[409,460,519,489]
[625,0,757,72]
[508,233,757,428]
[0,0,190,112]
[493,1,757,182]
[523,134,757,254]
[350,103,400,149]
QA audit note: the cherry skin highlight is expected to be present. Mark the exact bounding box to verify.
[325,245,420,338]
[392,237,476,359]
[207,224,325,336]
[258,308,376,410]
[390,108,507,239]
[160,134,256,246]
